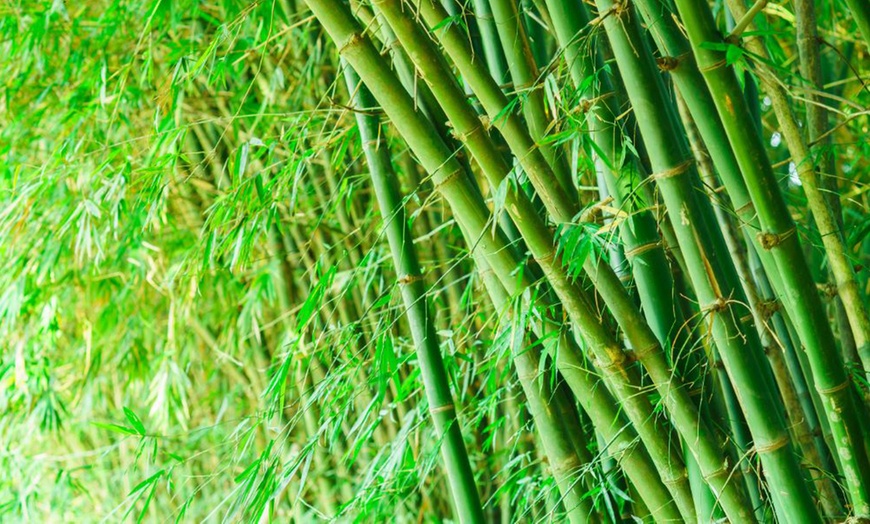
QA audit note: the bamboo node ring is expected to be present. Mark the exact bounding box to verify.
[429,404,456,415]
[479,114,492,130]
[339,32,365,55]
[699,58,728,72]
[624,241,660,258]
[754,434,790,454]
[554,456,581,472]
[758,299,781,320]
[434,167,464,192]
[735,199,755,215]
[702,296,728,313]
[455,122,486,143]
[398,273,425,285]
[651,158,694,180]
[632,342,658,360]
[656,52,691,72]
[594,352,628,372]
[535,249,557,264]
[661,469,689,486]
[816,379,850,396]
[756,227,796,249]
[701,459,730,481]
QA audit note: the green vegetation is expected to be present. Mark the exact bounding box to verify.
[2,0,869,521]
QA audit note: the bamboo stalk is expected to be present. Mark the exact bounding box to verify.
[373,3,702,518]
[672,0,870,515]
[591,0,824,520]
[304,3,682,519]
[726,0,870,379]
[412,3,780,521]
[342,62,486,524]
[487,0,578,202]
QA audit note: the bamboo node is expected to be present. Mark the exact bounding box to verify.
[624,241,660,259]
[651,158,694,180]
[429,404,456,415]
[656,52,691,72]
[398,273,425,285]
[758,299,781,320]
[734,199,755,215]
[816,379,850,396]
[455,122,487,143]
[593,350,629,373]
[701,459,730,481]
[819,282,838,298]
[661,469,689,487]
[339,32,365,55]
[433,167,464,192]
[534,248,557,264]
[756,227,796,249]
[553,456,582,473]
[699,58,728,73]
[632,342,658,360]
[580,196,613,224]
[754,434,790,455]
[702,296,728,313]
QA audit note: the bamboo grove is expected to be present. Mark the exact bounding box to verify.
[1,0,869,522]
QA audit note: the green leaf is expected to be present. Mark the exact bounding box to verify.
[726,44,744,66]
[91,421,138,436]
[123,407,146,436]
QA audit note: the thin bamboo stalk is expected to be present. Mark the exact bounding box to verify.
[413,3,777,521]
[487,0,577,202]
[373,3,708,518]
[794,0,861,369]
[342,63,486,524]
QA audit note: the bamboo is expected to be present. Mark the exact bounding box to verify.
[413,3,772,521]
[794,0,861,369]
[343,63,485,524]
[371,2,696,518]
[726,0,870,378]
[591,0,823,520]
[487,0,577,202]
[672,0,870,515]
[305,3,682,518]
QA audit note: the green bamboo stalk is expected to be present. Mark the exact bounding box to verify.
[347,60,601,524]
[371,3,696,519]
[628,0,836,496]
[726,0,870,381]
[672,0,870,515]
[590,0,825,520]
[471,0,511,84]
[414,3,775,521]
[342,62,485,524]
[794,0,861,369]
[842,0,870,51]
[535,6,736,518]
[487,0,578,202]
[471,252,600,523]
[683,89,843,516]
[304,4,682,519]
